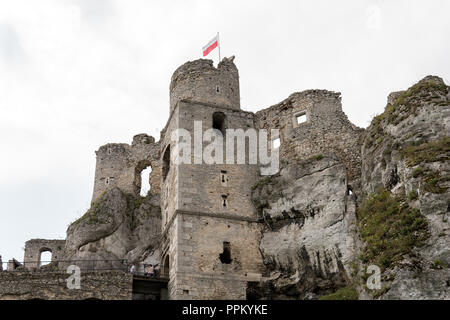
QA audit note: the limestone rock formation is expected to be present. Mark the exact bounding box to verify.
[63,188,161,270]
[250,156,360,299]
[359,75,450,299]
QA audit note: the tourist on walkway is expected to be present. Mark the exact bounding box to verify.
[130,263,136,275]
[145,264,155,278]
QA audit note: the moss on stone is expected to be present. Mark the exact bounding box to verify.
[71,191,107,226]
[313,154,324,160]
[251,176,273,191]
[357,188,429,271]
[432,260,448,269]
[319,286,358,300]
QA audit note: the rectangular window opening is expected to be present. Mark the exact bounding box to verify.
[272,137,280,149]
[295,112,307,125]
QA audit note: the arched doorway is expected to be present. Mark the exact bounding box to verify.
[39,249,52,267]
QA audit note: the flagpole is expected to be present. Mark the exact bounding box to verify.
[217,32,221,63]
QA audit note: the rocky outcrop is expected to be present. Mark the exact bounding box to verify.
[359,75,450,299]
[250,156,360,299]
[250,75,449,300]
[62,188,161,270]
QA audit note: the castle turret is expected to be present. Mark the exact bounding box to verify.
[169,56,240,113]
[160,56,264,300]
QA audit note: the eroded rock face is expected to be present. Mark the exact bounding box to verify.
[63,188,161,270]
[360,75,450,299]
[251,156,360,299]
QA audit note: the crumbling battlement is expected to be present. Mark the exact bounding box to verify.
[255,90,364,183]
[91,133,161,202]
[169,56,240,113]
[23,239,65,270]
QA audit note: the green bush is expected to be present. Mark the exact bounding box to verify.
[357,189,429,271]
[408,190,419,201]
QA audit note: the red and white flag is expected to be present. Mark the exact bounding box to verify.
[202,34,219,57]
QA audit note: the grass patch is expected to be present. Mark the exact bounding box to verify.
[357,189,429,271]
[411,167,423,178]
[71,191,107,225]
[399,137,450,167]
[313,154,324,160]
[432,260,448,269]
[423,170,450,194]
[251,176,273,191]
[408,190,419,201]
[319,286,358,300]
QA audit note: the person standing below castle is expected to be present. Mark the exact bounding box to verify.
[130,263,136,275]
[0,255,3,271]
[145,264,154,278]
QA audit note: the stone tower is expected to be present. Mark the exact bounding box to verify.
[160,57,264,299]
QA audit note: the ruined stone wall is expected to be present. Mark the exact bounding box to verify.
[160,106,180,228]
[255,90,364,185]
[0,271,132,300]
[169,57,240,113]
[91,134,161,202]
[23,239,66,270]
[166,214,262,300]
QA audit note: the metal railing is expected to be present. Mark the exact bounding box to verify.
[1,259,129,273]
[1,260,168,279]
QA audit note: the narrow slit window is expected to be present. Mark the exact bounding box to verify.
[221,195,228,207]
[220,170,227,186]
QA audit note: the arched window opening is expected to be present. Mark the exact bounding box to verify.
[40,250,52,267]
[212,112,226,135]
[162,145,171,181]
[140,167,152,196]
[347,185,353,196]
[163,255,170,278]
[219,242,232,264]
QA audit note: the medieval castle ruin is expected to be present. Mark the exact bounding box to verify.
[1,56,449,300]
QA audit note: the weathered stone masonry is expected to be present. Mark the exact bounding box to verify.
[3,55,367,300]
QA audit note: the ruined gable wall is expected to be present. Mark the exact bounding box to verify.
[255,90,364,183]
[91,134,161,203]
[23,239,66,270]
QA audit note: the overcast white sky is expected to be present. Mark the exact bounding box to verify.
[1,0,449,262]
